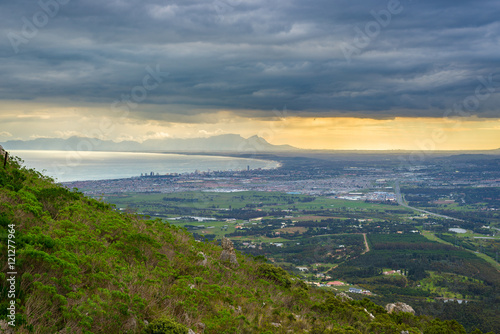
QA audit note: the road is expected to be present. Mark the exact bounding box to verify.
[362,233,370,254]
[394,180,463,221]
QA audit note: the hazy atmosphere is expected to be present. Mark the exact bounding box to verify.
[1,0,499,149]
[1,2,500,333]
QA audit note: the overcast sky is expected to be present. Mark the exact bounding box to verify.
[0,0,499,149]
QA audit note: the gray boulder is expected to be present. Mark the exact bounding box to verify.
[337,292,353,301]
[385,302,415,315]
[220,237,239,267]
[197,252,208,266]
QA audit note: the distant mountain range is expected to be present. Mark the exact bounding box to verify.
[0,134,298,152]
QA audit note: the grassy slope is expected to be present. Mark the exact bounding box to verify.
[0,155,471,333]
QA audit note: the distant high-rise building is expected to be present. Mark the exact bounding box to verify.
[247,165,250,171]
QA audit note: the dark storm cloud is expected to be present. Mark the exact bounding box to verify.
[0,0,499,120]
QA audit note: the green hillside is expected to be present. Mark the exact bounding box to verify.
[0,153,480,333]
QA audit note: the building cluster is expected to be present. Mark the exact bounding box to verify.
[64,171,385,196]
[337,191,396,202]
[348,287,372,295]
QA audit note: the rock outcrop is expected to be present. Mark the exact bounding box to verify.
[0,145,7,167]
[197,251,208,266]
[364,308,375,320]
[337,292,353,301]
[220,237,239,267]
[385,302,415,315]
[0,319,15,334]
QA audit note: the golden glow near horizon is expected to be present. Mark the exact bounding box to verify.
[0,100,498,151]
[263,117,500,150]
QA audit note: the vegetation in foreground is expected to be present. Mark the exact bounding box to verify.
[0,154,491,333]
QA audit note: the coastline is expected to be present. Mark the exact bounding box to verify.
[9,149,282,183]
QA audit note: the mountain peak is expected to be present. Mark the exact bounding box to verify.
[1,134,299,152]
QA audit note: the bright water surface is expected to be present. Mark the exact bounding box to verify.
[10,150,279,182]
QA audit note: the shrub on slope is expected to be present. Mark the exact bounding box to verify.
[0,154,475,333]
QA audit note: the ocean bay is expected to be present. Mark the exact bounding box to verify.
[10,150,279,182]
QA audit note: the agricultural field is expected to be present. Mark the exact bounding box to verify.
[400,186,500,224]
[104,191,499,283]
[105,191,405,213]
[332,232,500,332]
[102,189,500,333]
